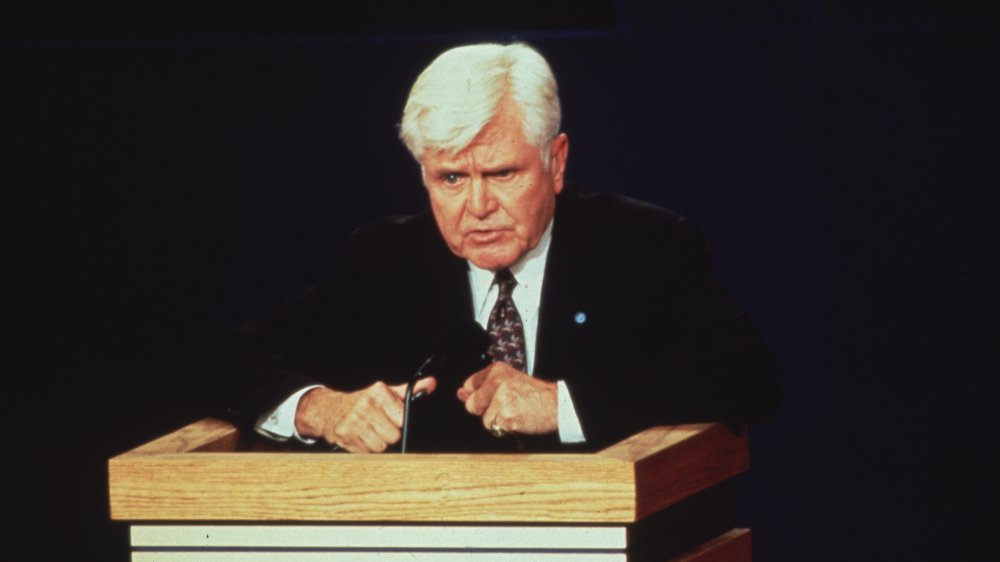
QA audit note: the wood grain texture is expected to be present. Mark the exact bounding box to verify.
[596,424,710,462]
[617,424,749,521]
[126,418,240,455]
[668,528,752,562]
[110,452,635,522]
[109,419,748,524]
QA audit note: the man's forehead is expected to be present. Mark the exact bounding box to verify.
[424,147,470,166]
[420,99,537,171]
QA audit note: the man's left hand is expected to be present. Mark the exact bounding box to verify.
[457,362,558,435]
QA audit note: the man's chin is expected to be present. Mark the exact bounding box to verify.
[464,248,521,272]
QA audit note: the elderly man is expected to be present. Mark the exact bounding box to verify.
[225,43,778,453]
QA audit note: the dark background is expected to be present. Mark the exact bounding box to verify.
[10,1,995,560]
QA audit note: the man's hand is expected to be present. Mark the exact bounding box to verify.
[457,362,558,435]
[295,377,437,453]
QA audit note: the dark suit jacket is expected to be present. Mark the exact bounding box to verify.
[224,185,779,452]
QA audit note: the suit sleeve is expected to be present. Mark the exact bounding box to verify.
[216,233,369,430]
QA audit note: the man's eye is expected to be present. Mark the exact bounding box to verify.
[442,173,461,185]
[495,169,514,178]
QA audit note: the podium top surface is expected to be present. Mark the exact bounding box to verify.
[109,419,747,523]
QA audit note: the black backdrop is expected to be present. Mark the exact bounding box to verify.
[10,1,996,560]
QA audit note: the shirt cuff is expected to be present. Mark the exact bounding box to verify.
[254,384,325,444]
[556,380,586,443]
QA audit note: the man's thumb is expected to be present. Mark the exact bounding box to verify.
[389,376,438,399]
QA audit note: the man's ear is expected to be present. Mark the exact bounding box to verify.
[549,133,569,194]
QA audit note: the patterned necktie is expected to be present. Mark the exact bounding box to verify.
[486,269,527,371]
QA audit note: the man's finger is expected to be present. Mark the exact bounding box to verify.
[465,376,501,416]
[482,400,505,432]
[472,377,500,414]
[460,365,493,400]
[339,438,364,453]
[414,376,437,396]
[369,413,402,446]
[356,425,388,453]
[389,376,438,400]
[326,429,360,453]
[378,393,405,428]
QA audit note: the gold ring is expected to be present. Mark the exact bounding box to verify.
[490,423,507,438]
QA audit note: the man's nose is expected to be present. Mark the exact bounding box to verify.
[466,176,497,218]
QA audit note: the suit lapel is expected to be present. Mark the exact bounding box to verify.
[416,216,475,336]
[534,190,592,381]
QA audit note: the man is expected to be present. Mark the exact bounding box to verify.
[224,43,779,453]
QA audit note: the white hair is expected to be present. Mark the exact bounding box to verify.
[399,43,562,164]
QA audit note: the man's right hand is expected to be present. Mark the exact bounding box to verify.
[294,377,437,453]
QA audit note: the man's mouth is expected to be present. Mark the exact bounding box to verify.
[466,229,507,244]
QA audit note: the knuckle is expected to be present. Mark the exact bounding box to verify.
[369,382,389,399]
[493,385,510,401]
[350,400,365,414]
[334,421,355,439]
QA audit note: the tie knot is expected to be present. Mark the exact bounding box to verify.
[494,268,517,298]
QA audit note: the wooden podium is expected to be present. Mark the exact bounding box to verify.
[109,419,752,561]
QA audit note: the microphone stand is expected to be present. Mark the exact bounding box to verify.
[401,355,435,454]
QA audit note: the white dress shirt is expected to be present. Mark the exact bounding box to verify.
[256,219,586,444]
[466,220,585,443]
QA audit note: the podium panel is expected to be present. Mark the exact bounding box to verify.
[110,419,751,561]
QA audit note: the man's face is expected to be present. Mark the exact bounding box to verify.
[421,102,569,271]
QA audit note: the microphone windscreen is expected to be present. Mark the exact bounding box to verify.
[427,322,490,383]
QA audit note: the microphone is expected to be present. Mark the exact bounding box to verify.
[401,322,490,452]
[419,321,491,382]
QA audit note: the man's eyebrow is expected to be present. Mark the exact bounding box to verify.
[425,158,463,170]
[484,166,517,174]
[433,168,467,176]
